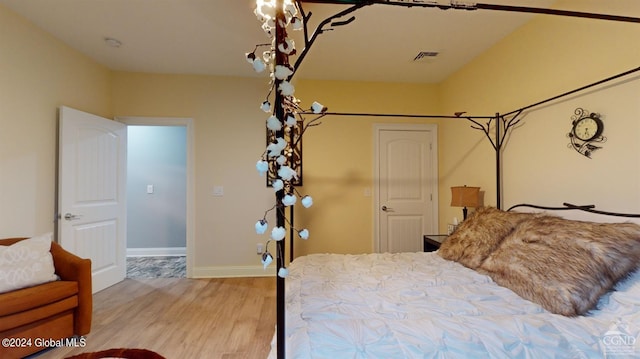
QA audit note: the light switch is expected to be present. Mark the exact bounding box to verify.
[147,185,154,194]
[213,186,224,197]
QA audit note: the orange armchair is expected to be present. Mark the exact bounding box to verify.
[0,237,92,358]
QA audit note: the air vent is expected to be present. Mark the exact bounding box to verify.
[413,51,439,61]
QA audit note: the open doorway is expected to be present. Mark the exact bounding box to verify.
[126,125,186,277]
[117,117,195,278]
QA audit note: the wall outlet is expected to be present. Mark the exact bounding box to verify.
[256,243,264,255]
[212,186,224,197]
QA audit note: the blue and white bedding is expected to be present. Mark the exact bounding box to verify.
[269,252,640,358]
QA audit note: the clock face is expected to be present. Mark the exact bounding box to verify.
[568,108,605,158]
[573,117,602,141]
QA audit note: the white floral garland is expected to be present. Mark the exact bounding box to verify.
[248,0,326,278]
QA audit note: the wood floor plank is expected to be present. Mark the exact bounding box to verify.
[31,277,276,359]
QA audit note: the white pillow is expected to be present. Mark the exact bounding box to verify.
[0,233,59,293]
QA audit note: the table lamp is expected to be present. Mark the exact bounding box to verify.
[451,186,480,220]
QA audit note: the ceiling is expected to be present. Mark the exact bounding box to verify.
[4,0,613,84]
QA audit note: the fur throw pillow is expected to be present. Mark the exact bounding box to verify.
[479,215,640,316]
[438,207,534,269]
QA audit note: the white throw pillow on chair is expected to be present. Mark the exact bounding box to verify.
[0,233,59,293]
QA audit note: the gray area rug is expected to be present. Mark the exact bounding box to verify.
[126,256,186,278]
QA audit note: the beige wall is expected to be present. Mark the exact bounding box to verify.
[111,75,442,265]
[293,80,441,256]
[3,1,640,274]
[438,0,640,226]
[112,72,275,275]
[0,4,112,237]
[294,0,640,254]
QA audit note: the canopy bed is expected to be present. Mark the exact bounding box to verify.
[268,205,640,358]
[247,1,640,357]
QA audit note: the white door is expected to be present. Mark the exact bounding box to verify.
[375,124,438,253]
[58,106,127,293]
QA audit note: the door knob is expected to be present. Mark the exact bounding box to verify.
[381,206,393,212]
[64,213,82,221]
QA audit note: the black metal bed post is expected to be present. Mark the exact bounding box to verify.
[495,112,502,210]
[274,1,286,358]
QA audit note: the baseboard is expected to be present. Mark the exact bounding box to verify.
[127,247,186,257]
[191,265,275,278]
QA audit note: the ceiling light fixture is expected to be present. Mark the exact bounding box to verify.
[104,37,122,48]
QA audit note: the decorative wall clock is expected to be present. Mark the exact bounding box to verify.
[567,108,606,158]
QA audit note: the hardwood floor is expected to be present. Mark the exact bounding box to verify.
[32,277,276,359]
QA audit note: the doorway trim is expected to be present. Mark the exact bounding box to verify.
[373,123,439,253]
[116,116,195,278]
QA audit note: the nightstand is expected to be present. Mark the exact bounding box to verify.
[423,235,447,252]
